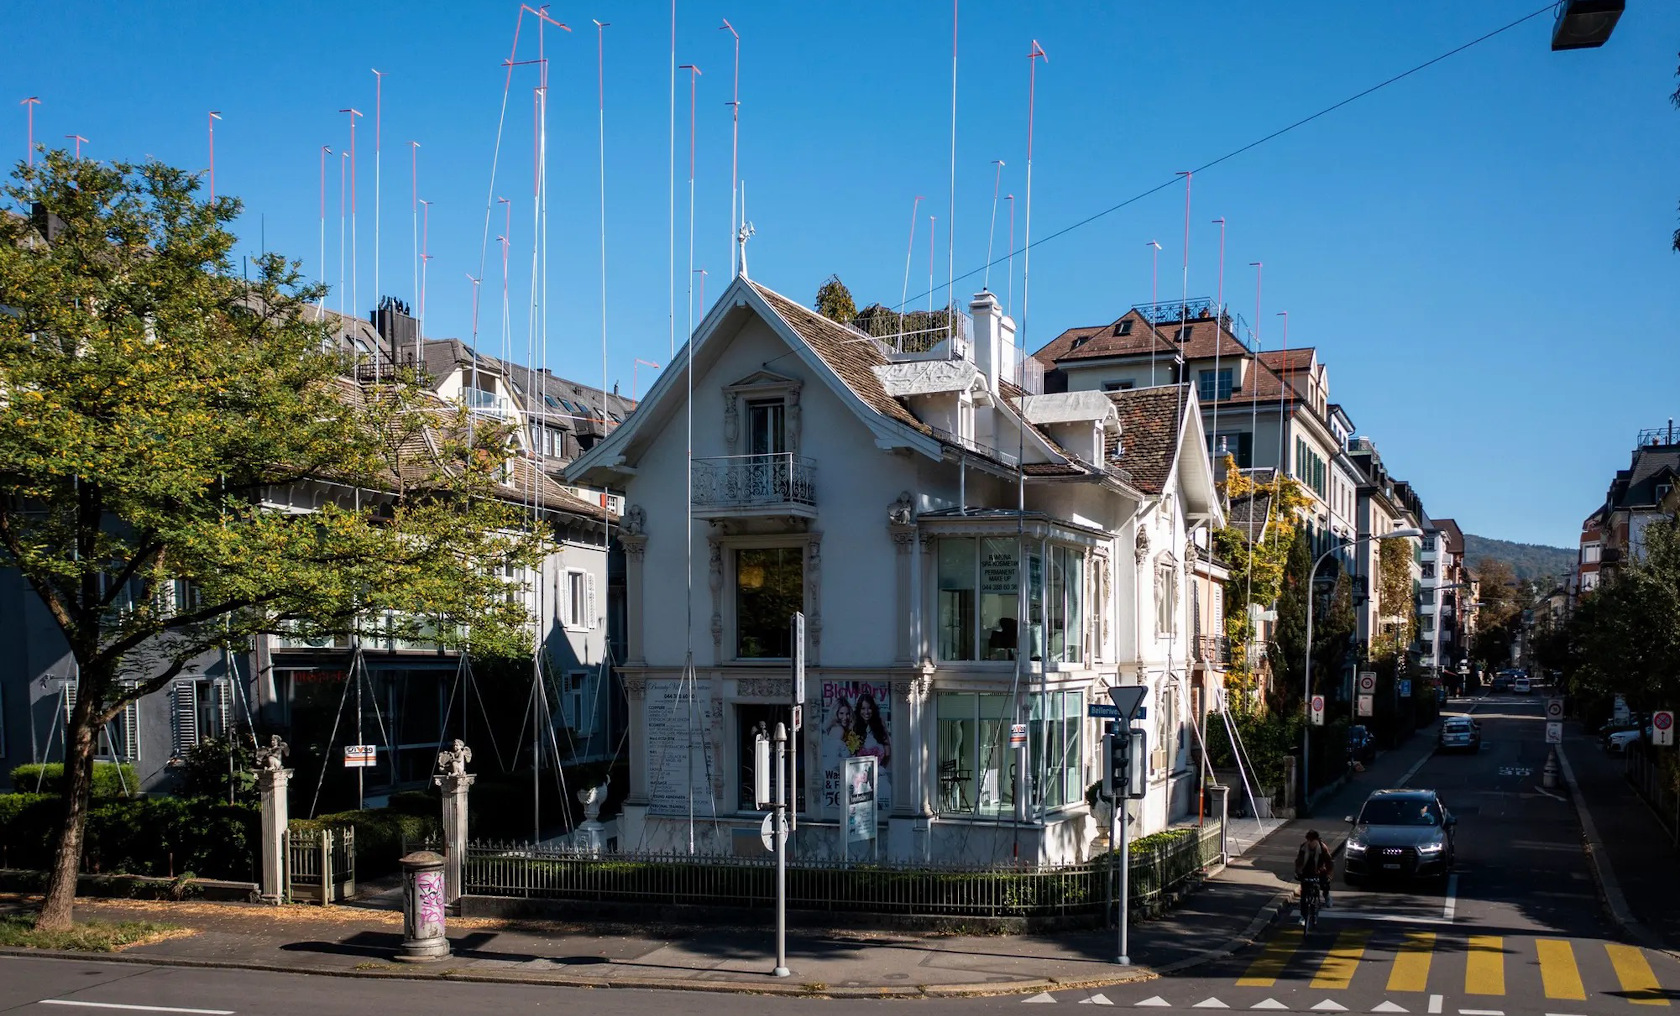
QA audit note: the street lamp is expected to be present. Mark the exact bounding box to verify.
[1302,527,1422,812]
[1551,0,1623,51]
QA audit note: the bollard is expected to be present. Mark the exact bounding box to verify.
[396,850,451,963]
[1543,749,1559,790]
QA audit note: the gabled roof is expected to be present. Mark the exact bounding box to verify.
[1226,490,1275,542]
[1105,387,1186,495]
[1035,310,1178,365]
[1257,347,1316,374]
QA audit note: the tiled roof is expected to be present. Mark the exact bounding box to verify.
[1022,462,1087,477]
[1104,385,1188,495]
[1257,347,1315,373]
[1226,490,1275,542]
[1034,310,1178,366]
[751,282,929,435]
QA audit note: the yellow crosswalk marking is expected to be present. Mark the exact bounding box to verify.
[1607,943,1670,1006]
[1536,939,1586,1000]
[1387,931,1436,993]
[1312,929,1372,990]
[1238,929,1302,987]
[1465,935,1505,996]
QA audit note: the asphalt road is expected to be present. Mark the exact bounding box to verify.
[4,693,1675,1016]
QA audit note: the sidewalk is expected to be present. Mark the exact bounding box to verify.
[0,723,1443,997]
[1557,726,1680,953]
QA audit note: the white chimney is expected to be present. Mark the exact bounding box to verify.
[970,290,1016,395]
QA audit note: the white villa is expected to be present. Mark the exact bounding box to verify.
[568,276,1224,864]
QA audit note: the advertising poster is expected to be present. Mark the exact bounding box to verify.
[821,680,892,818]
[844,756,877,844]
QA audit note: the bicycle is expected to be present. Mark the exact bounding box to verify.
[1298,876,1327,931]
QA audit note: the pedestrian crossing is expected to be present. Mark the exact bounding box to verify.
[1232,930,1669,1004]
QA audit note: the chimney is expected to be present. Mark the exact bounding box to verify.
[30,202,65,243]
[375,296,419,363]
[969,290,1016,395]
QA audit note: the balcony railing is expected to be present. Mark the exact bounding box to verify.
[1196,635,1231,669]
[691,453,816,512]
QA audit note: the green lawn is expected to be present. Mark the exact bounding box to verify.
[0,914,181,951]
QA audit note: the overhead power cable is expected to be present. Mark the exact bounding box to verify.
[903,1,1559,308]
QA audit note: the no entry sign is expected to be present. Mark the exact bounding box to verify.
[1310,695,1326,726]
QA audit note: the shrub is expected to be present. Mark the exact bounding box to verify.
[0,794,258,881]
[8,763,139,798]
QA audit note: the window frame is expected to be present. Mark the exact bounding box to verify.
[733,545,806,661]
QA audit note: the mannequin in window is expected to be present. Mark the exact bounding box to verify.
[986,617,1018,660]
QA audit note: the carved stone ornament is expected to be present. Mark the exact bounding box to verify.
[723,393,740,451]
[888,491,915,526]
[577,780,610,822]
[621,504,647,537]
[621,534,647,562]
[1134,527,1151,564]
[787,389,802,454]
[873,358,981,397]
[622,676,647,701]
[256,735,289,771]
[738,677,792,699]
[1184,539,1200,568]
[904,674,933,704]
[437,739,473,777]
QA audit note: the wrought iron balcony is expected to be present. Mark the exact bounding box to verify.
[691,453,817,517]
[1196,635,1231,669]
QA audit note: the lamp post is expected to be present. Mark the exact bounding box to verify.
[1302,527,1421,812]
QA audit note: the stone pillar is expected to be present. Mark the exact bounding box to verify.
[254,737,291,905]
[620,505,648,665]
[891,530,915,663]
[433,740,474,905]
[397,851,451,963]
[623,676,649,804]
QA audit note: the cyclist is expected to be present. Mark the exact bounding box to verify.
[1294,829,1334,922]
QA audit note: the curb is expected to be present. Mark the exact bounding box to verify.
[1553,744,1665,953]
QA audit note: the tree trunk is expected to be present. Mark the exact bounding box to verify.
[37,711,97,931]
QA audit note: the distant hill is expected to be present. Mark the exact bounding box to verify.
[1463,534,1575,585]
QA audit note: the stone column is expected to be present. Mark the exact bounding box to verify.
[623,676,649,804]
[433,740,474,905]
[891,519,916,664]
[620,506,648,665]
[254,737,291,905]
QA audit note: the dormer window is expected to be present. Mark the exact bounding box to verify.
[1070,336,1090,350]
[1114,320,1133,337]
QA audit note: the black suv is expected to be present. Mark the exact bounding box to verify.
[1343,788,1457,884]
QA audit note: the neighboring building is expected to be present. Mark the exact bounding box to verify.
[1577,506,1606,597]
[1345,439,1423,676]
[568,278,1222,864]
[1595,425,1680,580]
[1418,518,1468,685]
[0,302,625,792]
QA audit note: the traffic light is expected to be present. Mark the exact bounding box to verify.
[1104,725,1131,799]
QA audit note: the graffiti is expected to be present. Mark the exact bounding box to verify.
[415,869,445,931]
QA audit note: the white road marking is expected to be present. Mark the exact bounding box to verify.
[1428,996,1444,1014]
[1458,1010,1504,1015]
[1080,996,1115,1006]
[1025,993,1059,1004]
[1312,1003,1348,1012]
[1443,874,1459,922]
[1252,1002,1289,1011]
[1192,1000,1230,1009]
[1135,998,1172,1008]
[1398,754,1431,787]
[38,1004,235,1016]
[1372,1003,1409,1013]
[1318,910,1451,925]
[1534,785,1565,802]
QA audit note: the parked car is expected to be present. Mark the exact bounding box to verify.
[1347,725,1377,766]
[1438,716,1482,753]
[1343,788,1457,885]
[1491,673,1513,692]
[1599,717,1643,749]
[1608,726,1650,753]
[1513,677,1532,695]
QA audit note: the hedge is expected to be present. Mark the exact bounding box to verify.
[8,763,139,798]
[0,794,258,881]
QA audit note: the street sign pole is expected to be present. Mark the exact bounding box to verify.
[1117,731,1131,968]
[772,722,790,978]
[791,612,805,833]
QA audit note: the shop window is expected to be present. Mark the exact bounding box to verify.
[1028,690,1083,810]
[935,692,1015,815]
[736,703,807,812]
[937,537,1023,662]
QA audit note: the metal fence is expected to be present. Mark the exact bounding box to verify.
[464,821,1221,919]
[1626,747,1680,846]
[286,826,356,904]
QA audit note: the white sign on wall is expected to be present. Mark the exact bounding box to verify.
[646,679,721,818]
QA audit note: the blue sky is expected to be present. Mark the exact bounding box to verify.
[6,2,1677,548]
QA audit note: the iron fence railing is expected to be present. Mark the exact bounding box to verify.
[1196,635,1231,669]
[286,826,356,904]
[463,821,1221,918]
[691,453,816,510]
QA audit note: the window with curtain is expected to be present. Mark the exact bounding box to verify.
[1028,690,1083,810]
[935,692,1015,815]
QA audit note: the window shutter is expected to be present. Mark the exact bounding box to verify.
[173,681,199,757]
[213,679,233,738]
[585,571,598,630]
[122,700,140,761]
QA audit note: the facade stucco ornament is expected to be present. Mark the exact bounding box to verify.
[436,739,473,777]
[787,388,802,455]
[888,491,915,526]
[807,539,823,649]
[621,504,646,537]
[256,735,289,771]
[1184,539,1199,569]
[738,677,792,699]
[874,358,981,397]
[622,676,646,701]
[708,540,725,652]
[1134,527,1151,564]
[723,392,740,452]
[904,674,933,704]
[621,534,647,563]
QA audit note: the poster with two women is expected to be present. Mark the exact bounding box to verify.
[820,680,892,817]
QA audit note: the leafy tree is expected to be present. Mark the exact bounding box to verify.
[0,152,548,929]
[1211,460,1314,709]
[1374,537,1417,662]
[1469,557,1523,668]
[814,274,856,324]
[1567,513,1680,714]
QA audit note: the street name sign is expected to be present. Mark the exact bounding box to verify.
[1088,702,1122,719]
[1655,710,1675,747]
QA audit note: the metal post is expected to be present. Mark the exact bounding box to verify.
[1304,554,1319,813]
[773,722,790,978]
[1117,755,1131,966]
